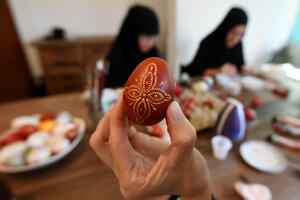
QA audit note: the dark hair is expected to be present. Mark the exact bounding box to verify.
[213,7,248,45]
[105,5,160,87]
[113,5,159,50]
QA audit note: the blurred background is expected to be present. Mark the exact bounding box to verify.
[1,0,300,102]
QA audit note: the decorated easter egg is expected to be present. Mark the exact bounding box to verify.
[215,98,246,142]
[123,57,174,125]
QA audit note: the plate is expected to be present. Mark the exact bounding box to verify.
[0,117,85,173]
[240,76,264,92]
[240,140,287,173]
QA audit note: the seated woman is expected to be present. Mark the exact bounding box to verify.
[105,5,160,88]
[182,7,248,77]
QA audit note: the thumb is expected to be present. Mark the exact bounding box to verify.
[166,101,196,160]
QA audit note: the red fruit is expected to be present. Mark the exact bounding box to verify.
[19,125,37,137]
[0,132,25,147]
[123,57,174,125]
[41,112,55,121]
[251,96,262,108]
[175,84,183,97]
[245,108,256,121]
[202,100,213,109]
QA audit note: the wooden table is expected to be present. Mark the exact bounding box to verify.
[0,79,299,200]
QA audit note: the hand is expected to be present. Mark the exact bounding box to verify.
[90,94,212,200]
[220,63,238,76]
[242,65,256,75]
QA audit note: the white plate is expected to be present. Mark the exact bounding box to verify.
[240,76,264,92]
[240,140,287,174]
[0,117,85,173]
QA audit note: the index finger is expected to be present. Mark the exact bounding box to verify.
[109,94,135,173]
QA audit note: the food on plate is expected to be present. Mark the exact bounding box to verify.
[26,131,49,148]
[19,125,37,137]
[52,123,76,137]
[0,142,27,165]
[47,136,70,153]
[0,111,83,169]
[7,154,25,167]
[38,119,56,132]
[56,111,72,124]
[178,88,225,131]
[123,57,174,125]
[10,116,40,128]
[0,132,25,148]
[202,100,213,109]
[26,146,52,165]
[192,80,209,92]
[66,130,78,141]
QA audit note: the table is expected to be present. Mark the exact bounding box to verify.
[0,78,299,200]
[0,93,124,200]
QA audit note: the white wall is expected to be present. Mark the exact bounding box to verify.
[7,0,168,79]
[8,0,300,80]
[174,0,300,79]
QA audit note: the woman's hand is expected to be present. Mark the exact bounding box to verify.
[220,63,238,76]
[90,94,212,200]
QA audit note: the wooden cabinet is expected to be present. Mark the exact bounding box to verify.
[33,36,114,95]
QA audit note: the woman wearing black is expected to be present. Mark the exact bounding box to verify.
[182,7,248,77]
[105,5,160,88]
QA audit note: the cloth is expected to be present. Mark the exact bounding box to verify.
[182,7,248,76]
[105,5,160,88]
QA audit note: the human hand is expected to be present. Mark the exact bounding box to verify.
[90,94,212,200]
[220,63,238,76]
[242,65,256,75]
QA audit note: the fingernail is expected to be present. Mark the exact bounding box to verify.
[169,101,184,121]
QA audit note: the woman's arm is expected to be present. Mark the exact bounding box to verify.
[204,63,238,76]
[203,68,220,76]
[182,40,212,76]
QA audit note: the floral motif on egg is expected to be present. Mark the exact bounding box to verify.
[124,62,172,124]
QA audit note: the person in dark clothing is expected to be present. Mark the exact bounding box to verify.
[105,5,160,88]
[182,7,248,77]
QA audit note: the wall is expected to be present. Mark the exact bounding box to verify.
[173,0,300,79]
[8,0,300,80]
[7,0,168,79]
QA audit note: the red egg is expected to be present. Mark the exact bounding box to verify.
[251,96,262,108]
[19,125,37,137]
[123,57,174,125]
[245,108,256,121]
[0,132,25,148]
[174,84,183,97]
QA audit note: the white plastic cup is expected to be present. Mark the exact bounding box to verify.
[211,135,233,160]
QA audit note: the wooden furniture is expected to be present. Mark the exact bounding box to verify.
[32,36,115,95]
[0,79,299,200]
[0,0,32,102]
